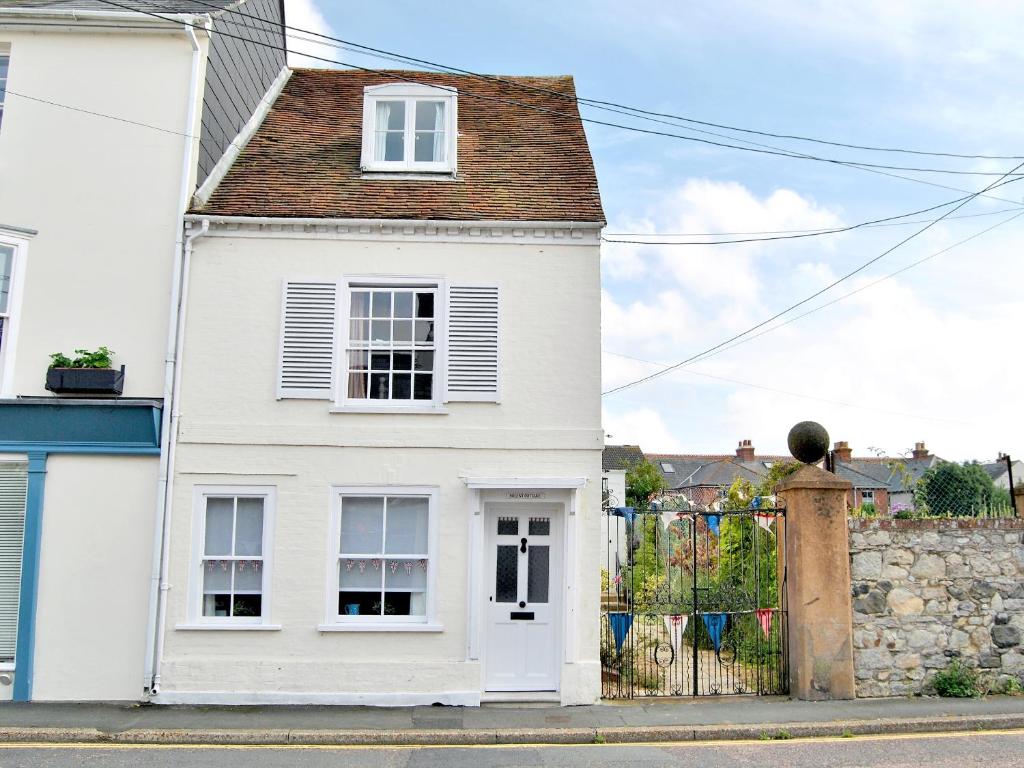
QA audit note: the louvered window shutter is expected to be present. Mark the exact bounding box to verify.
[0,462,27,662]
[278,281,338,399]
[445,285,500,402]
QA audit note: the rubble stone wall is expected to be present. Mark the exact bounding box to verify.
[849,518,1024,697]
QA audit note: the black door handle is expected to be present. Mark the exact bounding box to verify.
[520,538,527,553]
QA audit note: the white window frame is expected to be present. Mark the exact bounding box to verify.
[861,489,875,504]
[332,275,448,414]
[0,230,31,399]
[181,485,278,630]
[360,83,458,174]
[321,485,441,632]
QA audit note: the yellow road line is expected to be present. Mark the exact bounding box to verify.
[0,728,1021,750]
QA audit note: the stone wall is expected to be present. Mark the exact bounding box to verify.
[849,518,1024,697]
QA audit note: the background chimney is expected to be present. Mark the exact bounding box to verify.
[736,439,755,462]
[912,441,930,459]
[833,441,852,462]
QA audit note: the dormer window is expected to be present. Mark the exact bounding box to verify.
[361,84,457,174]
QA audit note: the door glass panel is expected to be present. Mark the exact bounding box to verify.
[497,517,518,535]
[527,545,549,603]
[495,545,518,602]
[528,517,550,536]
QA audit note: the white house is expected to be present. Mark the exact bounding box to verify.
[0,0,286,702]
[152,69,606,706]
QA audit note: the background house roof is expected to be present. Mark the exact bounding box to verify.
[602,445,644,472]
[196,69,605,222]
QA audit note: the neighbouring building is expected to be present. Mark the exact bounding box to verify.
[981,454,1023,491]
[602,444,643,508]
[831,440,941,515]
[0,1,286,702]
[152,69,605,705]
[648,440,789,509]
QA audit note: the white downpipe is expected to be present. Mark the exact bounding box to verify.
[143,20,203,695]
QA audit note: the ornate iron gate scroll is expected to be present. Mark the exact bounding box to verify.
[601,500,788,698]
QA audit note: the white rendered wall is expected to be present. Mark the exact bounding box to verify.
[32,454,157,701]
[0,26,207,398]
[161,233,603,704]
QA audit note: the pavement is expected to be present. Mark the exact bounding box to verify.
[0,695,1023,745]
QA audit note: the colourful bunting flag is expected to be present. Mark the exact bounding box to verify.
[702,612,727,652]
[756,608,774,637]
[705,514,721,536]
[754,512,775,533]
[613,506,637,523]
[663,614,689,655]
[608,612,633,654]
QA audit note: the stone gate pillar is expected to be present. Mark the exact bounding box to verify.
[777,423,856,700]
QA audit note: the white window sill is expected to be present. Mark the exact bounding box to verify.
[330,405,448,415]
[176,623,282,631]
[317,623,444,633]
[360,171,457,181]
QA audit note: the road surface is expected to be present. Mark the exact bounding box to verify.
[0,729,1019,767]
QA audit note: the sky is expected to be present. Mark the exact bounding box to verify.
[285,0,1024,462]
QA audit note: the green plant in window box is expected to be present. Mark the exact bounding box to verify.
[45,346,124,396]
[48,346,115,369]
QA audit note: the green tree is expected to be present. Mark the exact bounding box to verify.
[915,462,1010,517]
[625,459,668,507]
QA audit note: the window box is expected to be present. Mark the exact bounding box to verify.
[45,365,125,395]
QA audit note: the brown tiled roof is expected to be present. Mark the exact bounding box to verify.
[196,69,605,223]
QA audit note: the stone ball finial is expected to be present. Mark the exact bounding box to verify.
[787,421,829,464]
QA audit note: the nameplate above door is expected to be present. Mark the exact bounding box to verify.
[506,491,546,500]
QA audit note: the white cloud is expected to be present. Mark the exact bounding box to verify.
[602,407,684,453]
[283,0,339,68]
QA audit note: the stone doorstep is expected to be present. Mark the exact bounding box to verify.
[3,713,1024,746]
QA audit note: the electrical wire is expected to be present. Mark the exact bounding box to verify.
[601,349,970,425]
[601,205,1024,238]
[684,208,1024,366]
[601,178,1022,245]
[92,1,1024,181]
[174,0,1024,162]
[601,158,1024,397]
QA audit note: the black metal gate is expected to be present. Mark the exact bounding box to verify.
[601,500,788,697]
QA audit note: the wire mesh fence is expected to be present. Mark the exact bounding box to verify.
[842,453,1019,519]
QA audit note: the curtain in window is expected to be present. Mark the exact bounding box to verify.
[374,101,391,161]
[432,102,445,162]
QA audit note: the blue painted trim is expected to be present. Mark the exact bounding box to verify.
[0,443,159,455]
[13,452,47,702]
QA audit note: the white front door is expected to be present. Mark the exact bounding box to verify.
[483,503,562,691]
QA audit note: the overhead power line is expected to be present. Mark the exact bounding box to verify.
[601,178,1022,245]
[684,208,1024,366]
[95,1,1024,183]
[601,158,1024,397]
[601,205,1024,238]
[177,0,1024,162]
[602,349,969,425]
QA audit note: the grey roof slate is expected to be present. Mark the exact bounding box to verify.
[0,1,240,13]
[602,445,644,472]
[837,456,941,492]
